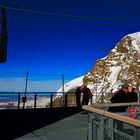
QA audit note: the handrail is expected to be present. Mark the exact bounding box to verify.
[0,91,79,109]
[88,102,140,108]
[82,103,140,128]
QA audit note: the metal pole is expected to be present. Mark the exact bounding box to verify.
[23,72,29,109]
[34,92,37,109]
[50,93,53,108]
[0,8,8,63]
[96,76,98,100]
[62,74,65,106]
[18,92,20,109]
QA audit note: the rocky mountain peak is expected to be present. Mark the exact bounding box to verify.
[57,32,140,103]
[83,32,140,99]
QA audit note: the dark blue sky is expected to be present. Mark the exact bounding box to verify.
[1,0,140,78]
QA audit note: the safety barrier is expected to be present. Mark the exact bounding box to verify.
[0,91,95,109]
[83,102,140,140]
[0,92,77,109]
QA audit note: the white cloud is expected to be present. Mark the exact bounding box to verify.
[0,77,62,92]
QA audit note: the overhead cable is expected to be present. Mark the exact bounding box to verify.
[0,5,140,21]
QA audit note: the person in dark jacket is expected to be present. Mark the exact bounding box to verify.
[80,85,92,114]
[81,85,91,105]
[108,83,130,112]
[127,85,138,102]
[75,87,81,108]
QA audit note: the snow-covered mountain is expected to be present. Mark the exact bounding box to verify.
[57,76,84,92]
[57,32,140,102]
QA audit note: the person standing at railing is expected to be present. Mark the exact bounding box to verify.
[80,85,92,114]
[127,85,138,102]
[81,85,92,106]
[108,83,130,112]
[75,87,82,108]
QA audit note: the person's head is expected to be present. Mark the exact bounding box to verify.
[79,86,83,91]
[121,83,129,92]
[76,87,80,90]
[82,85,87,89]
[128,85,133,92]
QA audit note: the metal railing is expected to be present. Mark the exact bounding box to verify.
[0,92,79,109]
[1,90,139,110]
[83,103,140,140]
[0,91,98,109]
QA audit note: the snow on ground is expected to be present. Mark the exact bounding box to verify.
[57,76,84,92]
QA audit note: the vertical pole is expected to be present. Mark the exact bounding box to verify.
[34,92,37,109]
[62,74,65,107]
[96,76,98,100]
[135,127,140,140]
[50,93,53,108]
[136,81,140,102]
[99,117,105,140]
[65,94,67,107]
[18,93,20,109]
[88,113,93,140]
[101,92,104,104]
[0,8,8,63]
[23,72,29,109]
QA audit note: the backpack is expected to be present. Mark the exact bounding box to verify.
[88,90,93,98]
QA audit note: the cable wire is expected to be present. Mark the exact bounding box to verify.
[0,5,140,21]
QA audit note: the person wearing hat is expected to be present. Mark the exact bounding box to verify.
[122,83,129,89]
[108,83,137,131]
[108,83,130,112]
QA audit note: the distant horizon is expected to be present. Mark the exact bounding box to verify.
[0,73,74,92]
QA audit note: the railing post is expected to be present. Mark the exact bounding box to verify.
[101,92,104,104]
[34,92,37,109]
[87,113,94,140]
[23,72,29,109]
[18,93,20,109]
[50,93,53,108]
[65,93,67,107]
[97,116,104,140]
[138,91,140,102]
[135,127,140,140]
[108,118,114,140]
[22,96,27,109]
[92,114,98,140]
[90,97,93,105]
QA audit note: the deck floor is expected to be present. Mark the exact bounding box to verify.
[16,113,88,140]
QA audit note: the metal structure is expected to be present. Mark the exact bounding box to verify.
[0,8,8,63]
[0,91,88,109]
[83,103,140,140]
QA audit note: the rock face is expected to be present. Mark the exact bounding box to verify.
[58,32,140,103]
[83,32,140,102]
